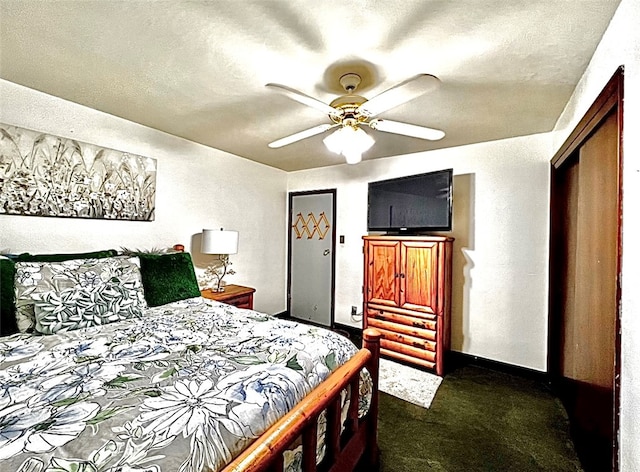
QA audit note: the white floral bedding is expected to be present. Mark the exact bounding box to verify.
[0,297,370,472]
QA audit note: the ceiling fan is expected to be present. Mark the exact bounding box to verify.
[266,73,445,163]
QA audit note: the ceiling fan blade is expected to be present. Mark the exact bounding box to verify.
[368,119,445,141]
[268,124,335,148]
[266,83,338,116]
[360,74,441,117]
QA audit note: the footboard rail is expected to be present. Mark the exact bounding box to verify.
[221,328,381,472]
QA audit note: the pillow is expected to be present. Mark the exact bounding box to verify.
[13,249,118,263]
[0,258,18,336]
[14,256,147,333]
[138,252,201,307]
[33,283,144,334]
[2,250,118,334]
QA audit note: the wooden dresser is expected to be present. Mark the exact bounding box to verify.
[363,235,453,375]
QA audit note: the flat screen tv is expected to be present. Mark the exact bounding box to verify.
[367,169,453,233]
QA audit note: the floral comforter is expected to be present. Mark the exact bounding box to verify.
[0,297,370,472]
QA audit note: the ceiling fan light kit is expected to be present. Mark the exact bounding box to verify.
[323,125,375,165]
[267,72,445,164]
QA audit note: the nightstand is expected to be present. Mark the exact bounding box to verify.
[200,284,255,309]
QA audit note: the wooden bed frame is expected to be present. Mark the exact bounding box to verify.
[221,328,381,472]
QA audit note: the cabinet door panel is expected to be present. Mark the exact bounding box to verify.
[365,239,400,307]
[400,241,439,313]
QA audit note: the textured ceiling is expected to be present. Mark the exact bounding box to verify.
[0,1,620,171]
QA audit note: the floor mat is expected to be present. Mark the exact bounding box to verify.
[378,358,442,408]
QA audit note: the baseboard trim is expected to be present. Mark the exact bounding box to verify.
[448,351,550,383]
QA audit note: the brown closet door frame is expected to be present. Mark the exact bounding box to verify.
[548,66,623,471]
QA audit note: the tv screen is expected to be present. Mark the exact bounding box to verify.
[367,169,453,232]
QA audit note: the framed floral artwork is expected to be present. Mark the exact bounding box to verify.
[0,123,156,221]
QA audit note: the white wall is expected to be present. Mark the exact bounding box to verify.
[551,0,639,468]
[288,132,552,371]
[0,79,288,315]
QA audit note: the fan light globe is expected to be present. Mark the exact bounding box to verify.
[323,126,374,163]
[344,151,362,165]
[322,128,344,154]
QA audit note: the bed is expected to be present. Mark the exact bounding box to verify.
[0,250,380,472]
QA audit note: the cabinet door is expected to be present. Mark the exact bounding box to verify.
[365,239,401,307]
[400,240,439,313]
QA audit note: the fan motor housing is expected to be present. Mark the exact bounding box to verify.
[329,94,369,124]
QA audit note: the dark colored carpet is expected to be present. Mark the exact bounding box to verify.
[377,365,583,472]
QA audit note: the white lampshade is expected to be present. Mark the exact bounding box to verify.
[201,229,238,255]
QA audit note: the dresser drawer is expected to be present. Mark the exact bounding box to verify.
[366,304,439,365]
[368,318,436,345]
[367,303,437,322]
[374,326,437,351]
[380,338,436,363]
[369,315,437,352]
[231,295,253,309]
[381,348,436,370]
[367,306,436,330]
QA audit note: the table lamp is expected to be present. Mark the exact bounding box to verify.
[201,228,239,292]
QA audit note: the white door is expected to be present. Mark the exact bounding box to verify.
[288,190,335,327]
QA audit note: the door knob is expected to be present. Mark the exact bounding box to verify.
[323,249,330,256]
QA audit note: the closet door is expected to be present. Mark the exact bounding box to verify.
[549,68,622,472]
[569,111,618,450]
[572,112,618,387]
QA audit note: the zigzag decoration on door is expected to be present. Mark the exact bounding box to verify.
[293,212,330,240]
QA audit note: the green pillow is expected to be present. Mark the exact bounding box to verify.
[13,249,118,263]
[1,258,18,336]
[138,252,201,307]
